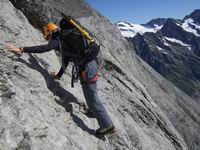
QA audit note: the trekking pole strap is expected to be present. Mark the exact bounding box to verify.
[71,64,79,88]
[71,65,75,88]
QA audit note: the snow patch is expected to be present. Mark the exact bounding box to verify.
[190,21,200,30]
[156,46,163,51]
[181,18,200,36]
[162,51,168,55]
[156,46,168,54]
[163,38,170,47]
[120,30,137,38]
[164,37,192,50]
[117,22,163,38]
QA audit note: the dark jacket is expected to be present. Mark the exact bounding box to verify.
[23,39,68,78]
[23,33,99,78]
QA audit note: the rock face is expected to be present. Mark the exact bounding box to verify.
[118,10,200,101]
[0,0,200,150]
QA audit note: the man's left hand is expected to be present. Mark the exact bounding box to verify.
[5,44,23,54]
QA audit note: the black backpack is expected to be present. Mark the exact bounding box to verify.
[58,15,102,66]
[59,29,90,59]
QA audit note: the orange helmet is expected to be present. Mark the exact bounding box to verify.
[43,23,59,39]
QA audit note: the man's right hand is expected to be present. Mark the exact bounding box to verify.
[50,71,60,80]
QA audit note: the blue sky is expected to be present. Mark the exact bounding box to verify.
[85,0,200,24]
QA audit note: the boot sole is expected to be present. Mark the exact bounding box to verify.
[96,126,116,136]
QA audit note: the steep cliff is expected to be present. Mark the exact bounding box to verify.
[0,0,200,150]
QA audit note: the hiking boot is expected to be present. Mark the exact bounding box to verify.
[96,125,115,136]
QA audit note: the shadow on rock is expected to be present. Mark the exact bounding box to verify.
[9,54,95,136]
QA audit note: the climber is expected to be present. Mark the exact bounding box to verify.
[6,17,115,136]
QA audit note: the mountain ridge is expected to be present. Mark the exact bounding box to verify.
[117,9,200,102]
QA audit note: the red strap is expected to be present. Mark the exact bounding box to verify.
[90,74,99,82]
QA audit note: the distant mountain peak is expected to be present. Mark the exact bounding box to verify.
[184,9,200,24]
[144,18,167,27]
[116,9,200,41]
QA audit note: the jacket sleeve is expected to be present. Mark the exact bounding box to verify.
[23,40,59,53]
[56,57,69,78]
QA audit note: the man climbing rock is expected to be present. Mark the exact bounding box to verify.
[6,16,115,136]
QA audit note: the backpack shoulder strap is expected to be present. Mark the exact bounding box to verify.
[56,37,67,70]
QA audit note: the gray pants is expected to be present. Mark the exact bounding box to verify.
[81,60,113,128]
[82,83,113,128]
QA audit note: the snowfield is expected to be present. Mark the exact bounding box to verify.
[117,21,163,37]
